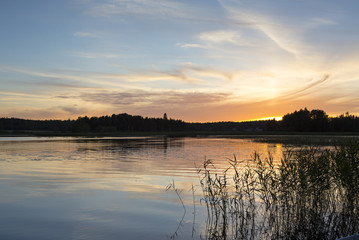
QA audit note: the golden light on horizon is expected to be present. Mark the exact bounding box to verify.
[248,116,283,121]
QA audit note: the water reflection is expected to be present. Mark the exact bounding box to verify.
[1,136,346,239]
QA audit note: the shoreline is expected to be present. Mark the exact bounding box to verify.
[1,131,359,138]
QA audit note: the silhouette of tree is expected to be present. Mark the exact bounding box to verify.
[282,108,330,132]
[309,109,328,131]
[282,108,311,131]
[329,112,359,132]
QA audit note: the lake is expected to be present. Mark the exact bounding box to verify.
[0,135,356,239]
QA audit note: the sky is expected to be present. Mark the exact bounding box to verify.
[1,0,359,122]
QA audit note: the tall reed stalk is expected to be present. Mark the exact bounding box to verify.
[198,141,359,240]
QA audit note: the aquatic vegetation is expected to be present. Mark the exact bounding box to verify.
[198,141,359,240]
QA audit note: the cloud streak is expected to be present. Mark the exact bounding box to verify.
[267,74,331,103]
[86,0,190,19]
[79,90,232,107]
[73,32,99,38]
[72,52,122,59]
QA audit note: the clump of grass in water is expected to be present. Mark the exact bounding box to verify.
[198,141,359,240]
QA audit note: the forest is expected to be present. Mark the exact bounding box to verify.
[1,108,359,134]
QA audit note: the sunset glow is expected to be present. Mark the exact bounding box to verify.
[1,1,359,122]
[249,116,283,122]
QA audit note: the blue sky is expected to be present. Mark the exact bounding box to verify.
[1,0,359,121]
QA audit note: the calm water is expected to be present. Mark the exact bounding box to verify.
[0,136,343,239]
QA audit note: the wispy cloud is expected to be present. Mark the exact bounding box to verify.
[176,43,208,49]
[1,105,90,120]
[1,78,96,90]
[268,74,331,103]
[199,30,243,45]
[60,105,88,115]
[86,0,189,19]
[99,71,201,84]
[224,10,302,57]
[308,18,336,27]
[0,91,45,98]
[217,1,340,61]
[180,63,236,82]
[1,65,213,87]
[178,29,255,52]
[107,64,237,84]
[79,89,232,107]
[0,66,136,89]
[72,52,122,59]
[73,32,99,38]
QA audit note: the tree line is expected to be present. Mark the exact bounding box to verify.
[281,108,359,132]
[1,108,359,134]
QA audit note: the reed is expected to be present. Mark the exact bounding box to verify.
[198,141,359,240]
